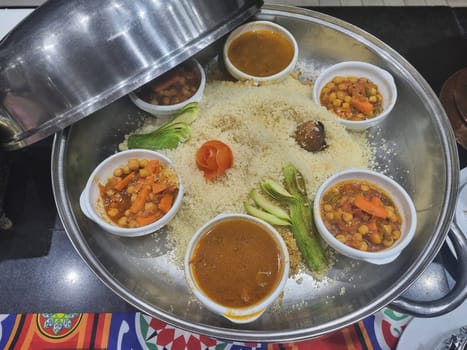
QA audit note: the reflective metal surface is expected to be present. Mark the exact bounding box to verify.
[52,5,465,342]
[0,0,262,150]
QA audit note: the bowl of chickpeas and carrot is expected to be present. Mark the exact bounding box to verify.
[313,169,416,265]
[80,149,184,237]
[129,59,206,118]
[313,61,397,131]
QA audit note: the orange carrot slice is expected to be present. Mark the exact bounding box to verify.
[158,193,173,213]
[354,194,388,218]
[130,185,151,214]
[113,172,135,191]
[350,96,374,116]
[152,183,167,194]
[136,210,164,227]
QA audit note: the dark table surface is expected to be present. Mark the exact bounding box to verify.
[0,6,466,314]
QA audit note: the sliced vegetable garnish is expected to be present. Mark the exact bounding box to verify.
[244,164,328,273]
[196,140,233,180]
[127,102,199,150]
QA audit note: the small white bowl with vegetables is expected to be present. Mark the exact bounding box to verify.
[80,149,184,237]
[129,59,206,118]
[313,168,417,264]
[313,61,397,131]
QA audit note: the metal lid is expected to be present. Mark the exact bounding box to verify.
[0,0,262,150]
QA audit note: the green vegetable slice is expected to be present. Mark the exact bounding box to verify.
[245,164,328,273]
[127,102,199,150]
[244,203,291,226]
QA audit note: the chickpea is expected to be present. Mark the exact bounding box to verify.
[113,168,123,177]
[369,95,378,103]
[353,232,363,241]
[333,76,343,84]
[392,230,401,240]
[106,189,115,197]
[389,213,399,223]
[337,83,347,91]
[342,102,350,109]
[383,224,393,235]
[128,159,139,171]
[144,202,156,211]
[128,220,138,228]
[333,99,342,107]
[326,82,336,89]
[122,166,131,175]
[117,216,128,226]
[139,159,148,168]
[182,87,191,96]
[357,241,368,251]
[323,204,333,212]
[336,91,346,100]
[329,92,337,102]
[369,232,382,244]
[360,184,369,192]
[108,208,119,217]
[325,212,335,220]
[127,185,135,194]
[139,168,150,178]
[342,212,353,222]
[344,95,352,103]
[358,225,369,234]
[336,234,347,243]
[383,237,394,247]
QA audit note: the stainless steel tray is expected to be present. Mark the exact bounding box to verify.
[51,5,467,342]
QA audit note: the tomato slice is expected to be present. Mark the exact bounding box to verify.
[196,140,233,180]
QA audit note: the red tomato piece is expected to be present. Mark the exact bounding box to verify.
[196,140,233,180]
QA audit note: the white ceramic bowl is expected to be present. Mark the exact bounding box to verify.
[79,149,184,237]
[313,168,417,264]
[312,61,397,131]
[223,21,299,84]
[129,59,205,118]
[184,213,290,323]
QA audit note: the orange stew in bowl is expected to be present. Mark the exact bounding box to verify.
[227,30,294,77]
[320,180,402,252]
[319,76,384,121]
[99,158,179,228]
[189,218,282,308]
[135,62,201,106]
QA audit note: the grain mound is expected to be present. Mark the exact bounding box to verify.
[121,77,374,275]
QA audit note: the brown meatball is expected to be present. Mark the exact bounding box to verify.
[295,120,327,152]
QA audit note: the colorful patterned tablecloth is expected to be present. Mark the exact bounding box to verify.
[0,308,411,350]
